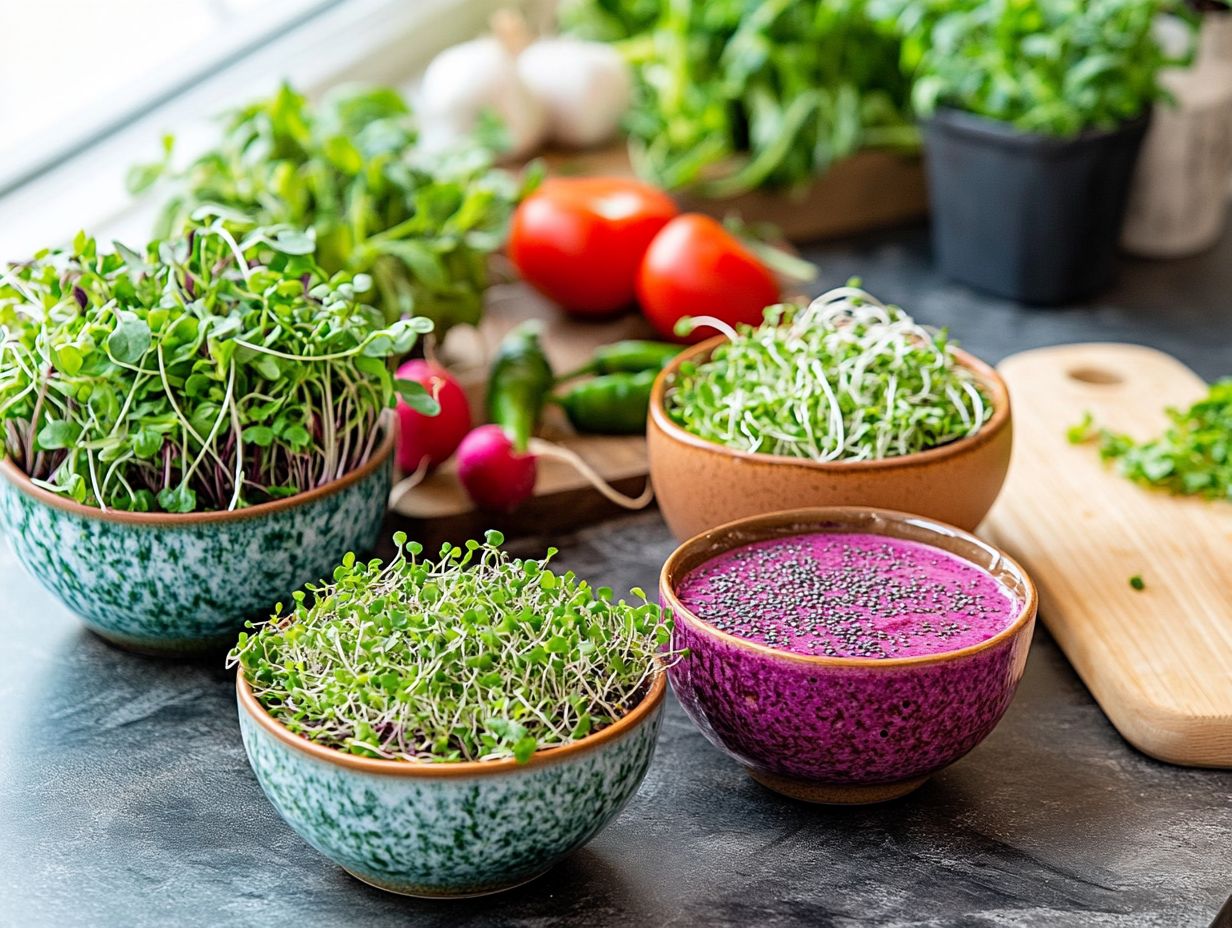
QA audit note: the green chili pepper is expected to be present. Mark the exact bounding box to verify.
[557,369,659,435]
[559,340,682,381]
[488,322,554,451]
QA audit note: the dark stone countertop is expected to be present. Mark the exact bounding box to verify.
[2,227,1230,928]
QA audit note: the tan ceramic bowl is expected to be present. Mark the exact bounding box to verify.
[647,336,1012,540]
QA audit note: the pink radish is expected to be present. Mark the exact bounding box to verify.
[395,360,471,473]
[456,424,538,512]
[455,424,654,514]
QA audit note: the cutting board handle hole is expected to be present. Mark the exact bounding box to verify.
[1067,366,1123,386]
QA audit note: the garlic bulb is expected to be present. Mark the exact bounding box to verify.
[418,37,547,160]
[517,37,631,149]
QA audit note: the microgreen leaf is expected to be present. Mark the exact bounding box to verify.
[394,378,441,416]
[107,313,152,364]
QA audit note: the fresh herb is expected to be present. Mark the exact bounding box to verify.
[1068,380,1232,499]
[1129,574,1146,591]
[131,83,537,333]
[228,530,672,763]
[0,221,433,513]
[561,0,917,196]
[666,283,990,461]
[873,0,1184,136]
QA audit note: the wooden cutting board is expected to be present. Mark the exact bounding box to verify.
[982,343,1232,768]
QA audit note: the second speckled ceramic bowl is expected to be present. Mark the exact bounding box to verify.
[661,507,1037,804]
[647,336,1013,540]
[237,670,666,897]
[0,423,394,655]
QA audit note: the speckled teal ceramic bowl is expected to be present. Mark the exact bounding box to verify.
[0,425,394,655]
[236,670,666,898]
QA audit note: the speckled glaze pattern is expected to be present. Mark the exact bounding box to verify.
[647,337,1013,540]
[0,452,391,654]
[668,616,1032,787]
[660,507,1037,801]
[237,683,665,897]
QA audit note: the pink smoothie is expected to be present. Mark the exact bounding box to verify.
[676,532,1020,659]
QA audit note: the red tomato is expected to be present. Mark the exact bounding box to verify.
[636,214,779,343]
[394,360,471,473]
[509,177,678,317]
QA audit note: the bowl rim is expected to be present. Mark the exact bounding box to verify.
[660,506,1037,669]
[649,335,1011,471]
[0,415,396,526]
[236,666,667,778]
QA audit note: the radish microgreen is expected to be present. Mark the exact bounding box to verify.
[228,531,673,763]
[0,219,434,513]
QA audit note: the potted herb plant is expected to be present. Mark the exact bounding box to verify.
[130,83,536,334]
[230,530,670,897]
[875,0,1178,304]
[1123,2,1232,256]
[0,218,435,654]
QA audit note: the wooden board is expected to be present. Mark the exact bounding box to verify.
[982,343,1232,768]
[387,280,654,537]
[543,146,928,244]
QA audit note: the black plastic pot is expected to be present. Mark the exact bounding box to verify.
[922,108,1151,305]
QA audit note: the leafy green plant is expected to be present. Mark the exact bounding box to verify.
[1068,380,1232,499]
[872,0,1184,135]
[667,284,990,461]
[131,83,537,333]
[229,530,672,763]
[561,0,917,196]
[0,218,435,513]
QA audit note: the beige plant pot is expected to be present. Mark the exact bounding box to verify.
[1122,15,1232,258]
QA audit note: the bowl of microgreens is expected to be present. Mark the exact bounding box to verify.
[0,220,433,654]
[647,284,1011,540]
[231,530,670,898]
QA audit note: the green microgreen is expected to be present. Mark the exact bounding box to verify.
[228,530,674,763]
[1129,574,1146,591]
[1067,380,1232,500]
[0,220,433,513]
[130,83,538,333]
[666,284,991,461]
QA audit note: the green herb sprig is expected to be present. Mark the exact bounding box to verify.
[1068,380,1232,500]
[666,284,990,461]
[0,220,434,513]
[131,83,537,333]
[229,531,672,763]
[562,0,917,195]
[872,0,1184,136]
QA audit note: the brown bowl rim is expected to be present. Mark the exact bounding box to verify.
[649,335,1011,471]
[0,415,396,527]
[660,506,1037,669]
[236,667,667,778]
